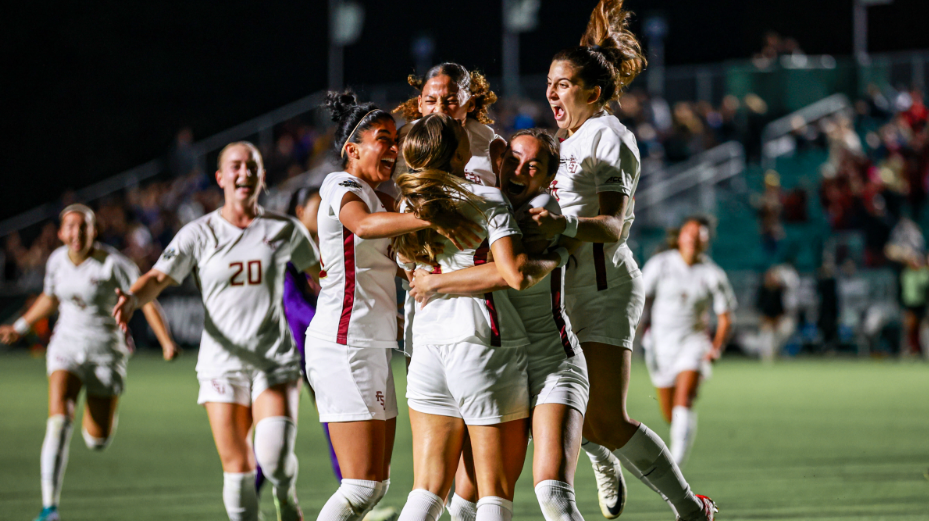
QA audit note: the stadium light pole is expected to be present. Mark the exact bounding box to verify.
[853,0,893,64]
[502,0,539,98]
[329,0,365,91]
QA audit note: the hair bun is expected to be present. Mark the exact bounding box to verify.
[324,90,359,122]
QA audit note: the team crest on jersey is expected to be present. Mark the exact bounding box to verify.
[88,277,102,286]
[161,248,177,260]
[71,296,88,310]
[560,154,579,174]
[339,180,362,189]
[550,180,560,201]
[464,171,481,184]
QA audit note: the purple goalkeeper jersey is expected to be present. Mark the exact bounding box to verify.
[283,261,317,362]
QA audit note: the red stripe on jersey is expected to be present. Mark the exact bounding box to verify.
[336,228,356,345]
[473,238,490,265]
[484,292,502,347]
[550,268,575,357]
[593,243,608,291]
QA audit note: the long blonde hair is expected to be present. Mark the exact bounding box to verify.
[391,169,483,265]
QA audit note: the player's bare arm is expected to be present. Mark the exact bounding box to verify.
[708,311,733,362]
[112,269,177,331]
[528,192,630,243]
[139,300,179,361]
[0,293,59,344]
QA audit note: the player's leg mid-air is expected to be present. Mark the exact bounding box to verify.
[0,204,178,521]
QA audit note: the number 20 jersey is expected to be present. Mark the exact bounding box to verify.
[153,207,319,378]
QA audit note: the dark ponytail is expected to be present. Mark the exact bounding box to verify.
[324,90,394,167]
[552,0,646,106]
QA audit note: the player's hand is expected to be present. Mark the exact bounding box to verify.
[0,325,20,344]
[528,207,566,240]
[409,269,438,307]
[705,348,722,363]
[111,288,138,333]
[162,342,181,361]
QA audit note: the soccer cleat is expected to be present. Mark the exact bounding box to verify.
[677,495,718,521]
[33,506,60,521]
[362,506,399,521]
[591,452,627,519]
[273,492,304,521]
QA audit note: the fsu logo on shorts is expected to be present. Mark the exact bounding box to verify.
[211,380,226,395]
[375,391,385,409]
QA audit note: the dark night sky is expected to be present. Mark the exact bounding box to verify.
[5,0,929,221]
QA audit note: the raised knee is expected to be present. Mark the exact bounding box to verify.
[253,416,297,480]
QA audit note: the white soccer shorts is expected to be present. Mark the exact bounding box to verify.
[565,275,645,350]
[197,364,302,407]
[406,341,529,426]
[305,340,398,422]
[643,331,713,388]
[47,347,128,397]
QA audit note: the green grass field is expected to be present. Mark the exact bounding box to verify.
[1,352,927,520]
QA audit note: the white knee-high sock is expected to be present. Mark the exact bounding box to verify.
[398,489,445,521]
[534,480,583,521]
[447,493,477,521]
[670,406,697,468]
[614,423,702,520]
[40,415,73,508]
[318,479,381,521]
[254,416,298,504]
[223,471,260,521]
[475,496,513,521]
[581,438,612,466]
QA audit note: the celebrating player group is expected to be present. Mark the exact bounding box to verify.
[3,1,739,520]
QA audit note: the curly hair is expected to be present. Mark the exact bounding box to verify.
[552,0,646,106]
[323,90,394,168]
[392,62,498,125]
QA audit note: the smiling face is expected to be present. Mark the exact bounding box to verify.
[58,211,95,257]
[345,118,398,186]
[546,60,602,134]
[499,135,554,209]
[216,144,264,206]
[678,220,710,257]
[418,74,474,123]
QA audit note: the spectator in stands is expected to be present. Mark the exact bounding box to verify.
[753,171,785,255]
[756,268,786,362]
[817,257,839,352]
[899,252,929,356]
[168,127,197,177]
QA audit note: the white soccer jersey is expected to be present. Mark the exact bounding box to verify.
[508,192,580,357]
[307,172,399,348]
[43,243,139,356]
[379,117,502,199]
[553,111,642,292]
[153,207,319,378]
[641,249,736,341]
[405,184,528,348]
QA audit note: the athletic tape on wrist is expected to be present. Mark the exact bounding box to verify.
[12,317,30,335]
[562,214,579,238]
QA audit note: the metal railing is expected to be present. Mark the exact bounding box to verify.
[760,93,853,169]
[635,141,746,229]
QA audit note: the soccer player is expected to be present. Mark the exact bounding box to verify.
[639,217,736,467]
[111,141,320,521]
[525,1,717,519]
[0,204,177,521]
[393,62,505,188]
[409,128,591,521]
[391,115,544,521]
[307,94,478,521]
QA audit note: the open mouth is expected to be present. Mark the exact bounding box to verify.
[235,183,255,191]
[505,179,527,198]
[551,105,566,121]
[379,157,396,171]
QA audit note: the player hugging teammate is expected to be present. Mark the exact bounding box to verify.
[9,1,728,520]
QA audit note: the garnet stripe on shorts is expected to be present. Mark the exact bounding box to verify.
[336,228,355,345]
[593,243,608,291]
[473,238,501,346]
[550,268,575,357]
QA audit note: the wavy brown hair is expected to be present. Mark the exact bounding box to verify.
[553,0,646,107]
[402,113,465,174]
[393,63,498,125]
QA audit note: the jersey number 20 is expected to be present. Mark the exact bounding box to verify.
[230,260,262,286]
